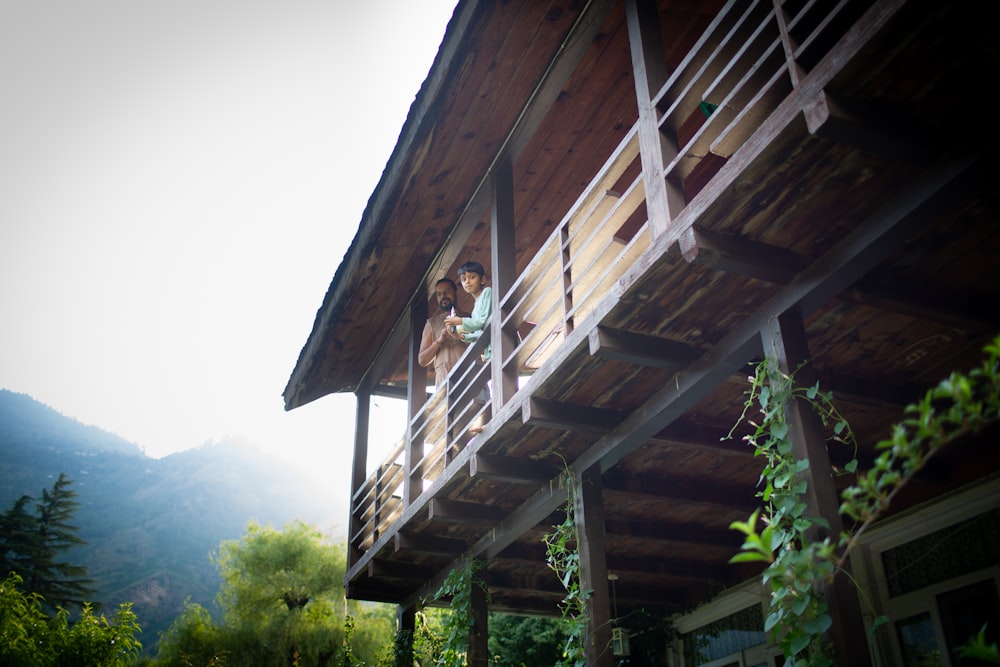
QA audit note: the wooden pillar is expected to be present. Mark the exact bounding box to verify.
[577,465,613,667]
[625,0,686,240]
[396,604,416,667]
[763,308,872,667]
[348,391,370,568]
[490,156,518,408]
[405,297,428,505]
[467,571,490,667]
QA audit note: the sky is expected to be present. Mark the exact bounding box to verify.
[0,1,456,491]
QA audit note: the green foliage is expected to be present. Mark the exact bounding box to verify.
[152,521,395,667]
[425,557,488,667]
[0,473,96,610]
[0,571,142,667]
[541,465,589,667]
[958,624,1000,664]
[727,334,1000,665]
[487,614,568,667]
[1,390,346,649]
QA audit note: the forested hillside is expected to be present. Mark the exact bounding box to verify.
[0,389,347,650]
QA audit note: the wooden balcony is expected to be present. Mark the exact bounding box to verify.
[293,0,1000,624]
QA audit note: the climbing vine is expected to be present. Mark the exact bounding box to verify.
[542,459,590,667]
[727,333,1000,665]
[424,556,487,667]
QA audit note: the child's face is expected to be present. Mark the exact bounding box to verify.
[458,271,484,295]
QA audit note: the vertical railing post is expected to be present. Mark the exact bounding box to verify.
[560,225,574,336]
[626,0,686,240]
[373,462,387,541]
[348,390,370,569]
[491,156,518,409]
[406,297,427,505]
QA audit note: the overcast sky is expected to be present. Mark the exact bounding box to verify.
[0,1,456,492]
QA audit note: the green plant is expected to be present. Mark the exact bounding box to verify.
[727,334,1000,665]
[425,556,487,667]
[541,461,590,667]
[958,624,1000,664]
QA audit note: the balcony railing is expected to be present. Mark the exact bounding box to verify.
[348,0,871,559]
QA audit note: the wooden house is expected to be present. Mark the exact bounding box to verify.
[285,0,1000,664]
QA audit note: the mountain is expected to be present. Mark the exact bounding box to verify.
[0,389,348,652]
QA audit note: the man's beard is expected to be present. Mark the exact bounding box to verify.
[438,298,453,312]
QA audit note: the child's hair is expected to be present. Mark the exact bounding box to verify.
[457,261,485,278]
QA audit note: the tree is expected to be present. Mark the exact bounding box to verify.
[152,520,396,666]
[487,614,567,666]
[0,571,142,666]
[0,473,95,610]
[0,494,38,578]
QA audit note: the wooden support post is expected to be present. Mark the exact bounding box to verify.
[491,156,518,408]
[348,391,370,568]
[625,0,686,239]
[763,308,873,667]
[577,465,614,667]
[468,567,489,667]
[406,297,428,505]
[395,604,416,666]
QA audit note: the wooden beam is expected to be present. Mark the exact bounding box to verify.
[602,471,757,513]
[626,0,685,238]
[394,532,466,557]
[468,564,489,667]
[679,227,807,283]
[803,90,928,162]
[522,396,627,434]
[348,392,371,568]
[577,466,613,667]
[429,499,506,524]
[848,275,1000,332]
[650,420,754,458]
[492,156,519,408]
[588,325,696,369]
[604,519,743,550]
[470,453,556,485]
[764,308,871,667]
[368,559,435,582]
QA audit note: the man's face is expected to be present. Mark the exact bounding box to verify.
[434,282,456,311]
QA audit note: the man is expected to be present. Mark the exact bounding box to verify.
[418,278,471,388]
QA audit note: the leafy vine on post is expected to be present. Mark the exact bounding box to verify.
[424,554,488,667]
[541,453,590,667]
[727,333,1000,666]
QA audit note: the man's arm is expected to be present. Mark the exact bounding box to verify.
[418,320,441,367]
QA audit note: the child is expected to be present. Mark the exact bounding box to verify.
[444,260,492,361]
[444,261,492,436]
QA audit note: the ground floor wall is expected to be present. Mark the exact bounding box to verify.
[666,474,1000,667]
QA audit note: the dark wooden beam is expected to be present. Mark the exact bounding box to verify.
[602,471,757,513]
[578,466,613,667]
[764,308,871,667]
[650,420,754,458]
[604,519,743,550]
[803,90,928,163]
[522,396,627,434]
[394,532,466,557]
[429,499,506,524]
[588,325,696,369]
[470,453,556,485]
[679,227,807,283]
[848,275,1000,333]
[368,559,436,582]
[372,383,411,400]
